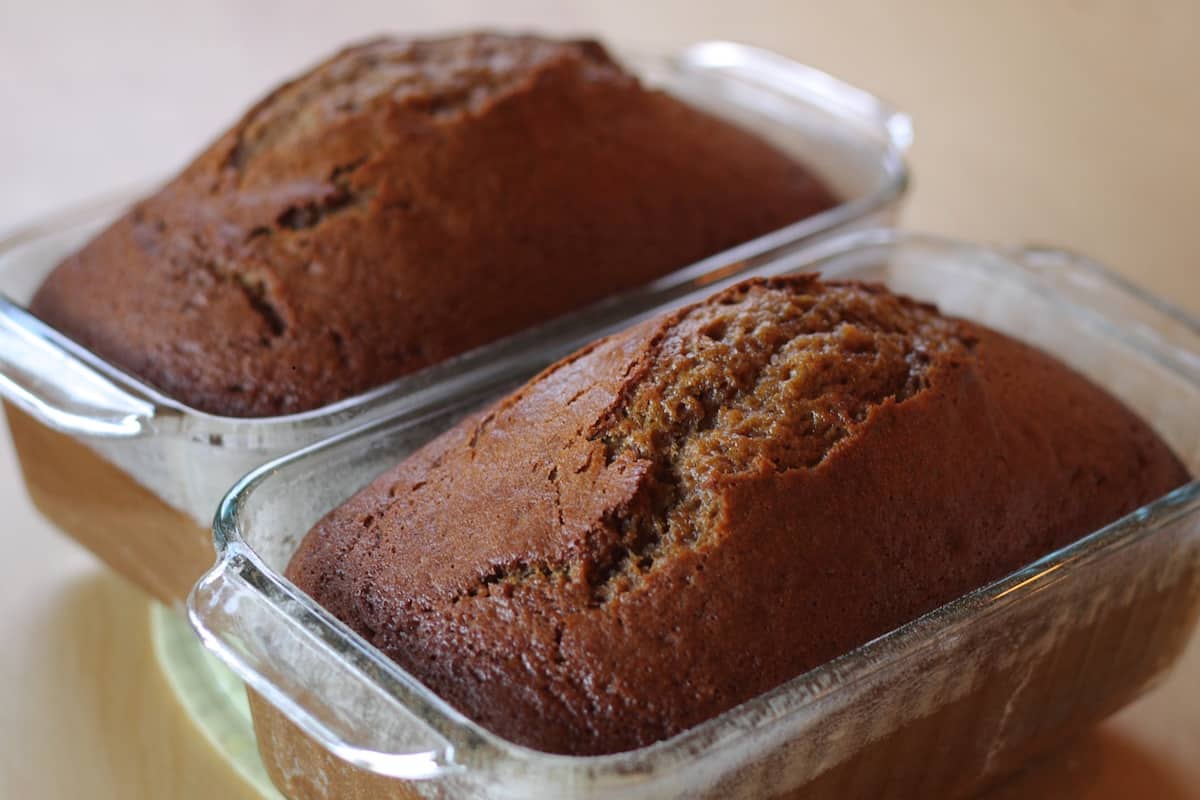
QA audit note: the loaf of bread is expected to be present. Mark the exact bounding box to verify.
[30,33,837,416]
[286,275,1189,756]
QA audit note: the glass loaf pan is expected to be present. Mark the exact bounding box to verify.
[0,40,910,605]
[189,230,1200,800]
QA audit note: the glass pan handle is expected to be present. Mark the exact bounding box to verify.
[0,295,154,437]
[679,41,914,153]
[188,547,461,781]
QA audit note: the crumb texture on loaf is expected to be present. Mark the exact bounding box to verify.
[286,276,1190,756]
[30,33,837,416]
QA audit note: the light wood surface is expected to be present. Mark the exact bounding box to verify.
[1,2,1197,798]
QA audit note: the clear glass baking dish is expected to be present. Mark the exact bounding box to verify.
[188,230,1200,799]
[0,40,909,605]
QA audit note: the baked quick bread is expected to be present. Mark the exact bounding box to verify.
[286,275,1189,756]
[30,33,837,417]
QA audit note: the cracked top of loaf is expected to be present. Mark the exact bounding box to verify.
[286,274,1189,755]
[30,32,837,416]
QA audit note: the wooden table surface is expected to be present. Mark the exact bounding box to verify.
[1,1,1197,798]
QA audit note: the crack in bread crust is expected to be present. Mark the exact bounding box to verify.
[451,278,973,606]
[581,278,970,602]
[222,35,628,174]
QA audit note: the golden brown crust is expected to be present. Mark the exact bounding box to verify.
[30,33,836,416]
[286,275,1190,755]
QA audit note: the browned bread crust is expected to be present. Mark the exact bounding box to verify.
[31,33,836,416]
[286,275,1190,755]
